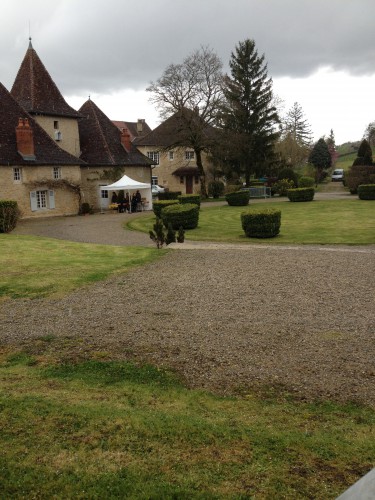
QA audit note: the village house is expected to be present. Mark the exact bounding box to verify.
[0,40,153,217]
[134,110,216,194]
[0,81,84,218]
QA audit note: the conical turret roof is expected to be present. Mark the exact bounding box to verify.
[11,40,80,118]
[0,81,84,166]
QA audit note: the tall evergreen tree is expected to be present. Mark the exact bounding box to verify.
[326,129,338,166]
[353,138,373,166]
[308,138,332,184]
[283,102,312,146]
[219,39,279,185]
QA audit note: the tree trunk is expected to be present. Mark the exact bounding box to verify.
[195,149,207,198]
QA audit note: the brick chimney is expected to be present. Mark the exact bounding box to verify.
[16,118,35,159]
[121,128,131,152]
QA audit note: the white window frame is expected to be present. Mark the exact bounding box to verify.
[151,176,158,186]
[13,167,22,182]
[30,190,55,211]
[185,151,195,160]
[53,167,61,180]
[147,151,160,165]
[168,151,174,161]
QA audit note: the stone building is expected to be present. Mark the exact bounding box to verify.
[0,40,153,217]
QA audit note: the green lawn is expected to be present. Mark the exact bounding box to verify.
[0,349,373,499]
[1,221,374,497]
[0,235,165,300]
[128,199,375,245]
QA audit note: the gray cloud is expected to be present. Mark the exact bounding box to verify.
[1,0,375,97]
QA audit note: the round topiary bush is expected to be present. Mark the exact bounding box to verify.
[153,200,179,218]
[287,187,315,202]
[0,200,20,233]
[358,184,375,200]
[225,190,250,206]
[161,203,199,230]
[178,194,201,208]
[241,208,281,238]
[298,176,315,188]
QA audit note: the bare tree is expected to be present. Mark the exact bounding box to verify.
[147,46,224,196]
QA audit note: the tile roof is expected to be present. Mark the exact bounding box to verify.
[78,99,154,166]
[112,120,152,140]
[133,108,216,148]
[11,41,81,118]
[0,82,84,166]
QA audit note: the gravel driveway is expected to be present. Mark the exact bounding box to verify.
[4,192,375,406]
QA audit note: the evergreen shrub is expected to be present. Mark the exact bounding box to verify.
[346,166,375,194]
[208,181,225,198]
[287,187,315,202]
[158,191,181,200]
[241,208,281,238]
[153,200,179,218]
[298,176,315,188]
[178,194,201,208]
[277,167,299,186]
[274,178,295,196]
[161,203,199,229]
[358,184,375,200]
[0,200,20,233]
[225,190,250,206]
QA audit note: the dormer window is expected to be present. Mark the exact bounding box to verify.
[53,167,61,179]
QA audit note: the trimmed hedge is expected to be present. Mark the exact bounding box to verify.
[287,187,315,202]
[358,184,375,200]
[225,190,250,206]
[178,194,201,208]
[153,199,179,218]
[158,191,181,200]
[0,200,20,233]
[161,203,199,230]
[298,176,315,188]
[241,208,281,238]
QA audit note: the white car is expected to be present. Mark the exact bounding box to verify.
[331,169,344,182]
[152,184,165,195]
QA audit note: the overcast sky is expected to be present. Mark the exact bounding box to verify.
[2,0,375,145]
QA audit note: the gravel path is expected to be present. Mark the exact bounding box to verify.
[4,189,375,406]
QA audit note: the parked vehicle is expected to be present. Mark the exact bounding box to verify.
[332,169,344,182]
[152,184,165,195]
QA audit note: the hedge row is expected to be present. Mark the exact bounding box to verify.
[287,187,315,202]
[158,191,181,200]
[0,200,20,233]
[178,194,201,208]
[358,184,375,200]
[161,203,199,230]
[241,208,281,238]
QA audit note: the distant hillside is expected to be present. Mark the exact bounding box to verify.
[334,142,361,170]
[336,141,360,156]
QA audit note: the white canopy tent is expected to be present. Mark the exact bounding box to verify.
[101,174,152,211]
